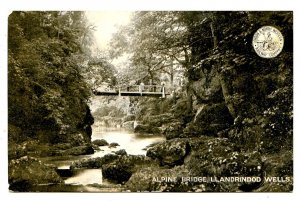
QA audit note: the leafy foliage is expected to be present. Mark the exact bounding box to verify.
[8,11,94,144]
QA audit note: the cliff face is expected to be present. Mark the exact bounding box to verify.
[185,49,292,153]
[184,63,234,136]
[183,11,293,153]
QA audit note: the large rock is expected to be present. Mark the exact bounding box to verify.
[92,139,109,146]
[102,155,152,184]
[142,113,174,127]
[126,166,190,192]
[115,149,127,156]
[9,156,63,191]
[184,103,233,136]
[65,133,89,146]
[134,124,161,134]
[161,121,184,140]
[109,142,120,148]
[63,145,94,156]
[146,138,191,167]
[254,150,293,192]
[71,154,119,169]
[186,136,264,192]
[102,162,133,184]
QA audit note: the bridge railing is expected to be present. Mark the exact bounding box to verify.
[120,84,164,93]
[93,84,168,98]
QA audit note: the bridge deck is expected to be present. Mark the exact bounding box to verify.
[93,91,169,97]
[93,85,168,97]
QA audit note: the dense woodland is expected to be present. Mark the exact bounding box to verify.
[8,11,293,192]
[8,12,94,144]
[109,11,292,153]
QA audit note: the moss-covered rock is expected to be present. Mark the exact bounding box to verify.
[254,150,293,192]
[134,124,161,134]
[63,145,94,156]
[92,139,109,146]
[102,155,153,184]
[161,121,184,140]
[115,149,127,156]
[71,154,119,169]
[126,166,191,192]
[109,142,120,148]
[142,113,174,127]
[184,136,266,191]
[184,103,233,137]
[102,162,133,184]
[146,138,191,167]
[9,156,63,191]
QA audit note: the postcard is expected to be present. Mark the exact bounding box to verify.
[7,10,293,193]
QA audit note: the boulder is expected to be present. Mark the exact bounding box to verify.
[142,113,174,127]
[102,162,133,184]
[184,103,233,136]
[186,136,265,192]
[254,150,293,192]
[102,155,152,184]
[66,133,89,146]
[134,124,161,134]
[52,143,73,150]
[109,142,120,148]
[63,145,94,156]
[146,138,191,167]
[92,139,109,146]
[115,149,127,156]
[71,154,119,169]
[126,166,191,192]
[9,156,63,191]
[92,144,102,151]
[161,121,184,140]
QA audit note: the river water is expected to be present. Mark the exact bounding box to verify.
[38,126,165,191]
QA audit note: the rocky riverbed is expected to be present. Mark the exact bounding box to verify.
[64,135,293,192]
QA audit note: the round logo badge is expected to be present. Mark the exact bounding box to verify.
[252,26,284,58]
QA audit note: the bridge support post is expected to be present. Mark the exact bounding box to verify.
[162,86,165,98]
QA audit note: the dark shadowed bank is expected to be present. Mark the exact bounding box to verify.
[8,11,95,191]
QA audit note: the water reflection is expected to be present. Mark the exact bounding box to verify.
[91,126,166,157]
[40,126,165,190]
[64,169,103,185]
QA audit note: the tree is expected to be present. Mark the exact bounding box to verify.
[109,12,224,89]
[8,11,95,143]
[83,56,117,90]
[109,12,186,86]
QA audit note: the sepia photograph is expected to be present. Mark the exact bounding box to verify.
[7,10,293,193]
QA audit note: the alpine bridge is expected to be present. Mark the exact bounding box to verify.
[93,84,169,98]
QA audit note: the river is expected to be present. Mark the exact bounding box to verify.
[36,126,165,192]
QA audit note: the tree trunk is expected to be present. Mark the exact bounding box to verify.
[148,67,154,84]
[186,83,193,113]
[170,59,174,87]
[210,21,218,48]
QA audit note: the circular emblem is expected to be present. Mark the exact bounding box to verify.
[252,26,284,58]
